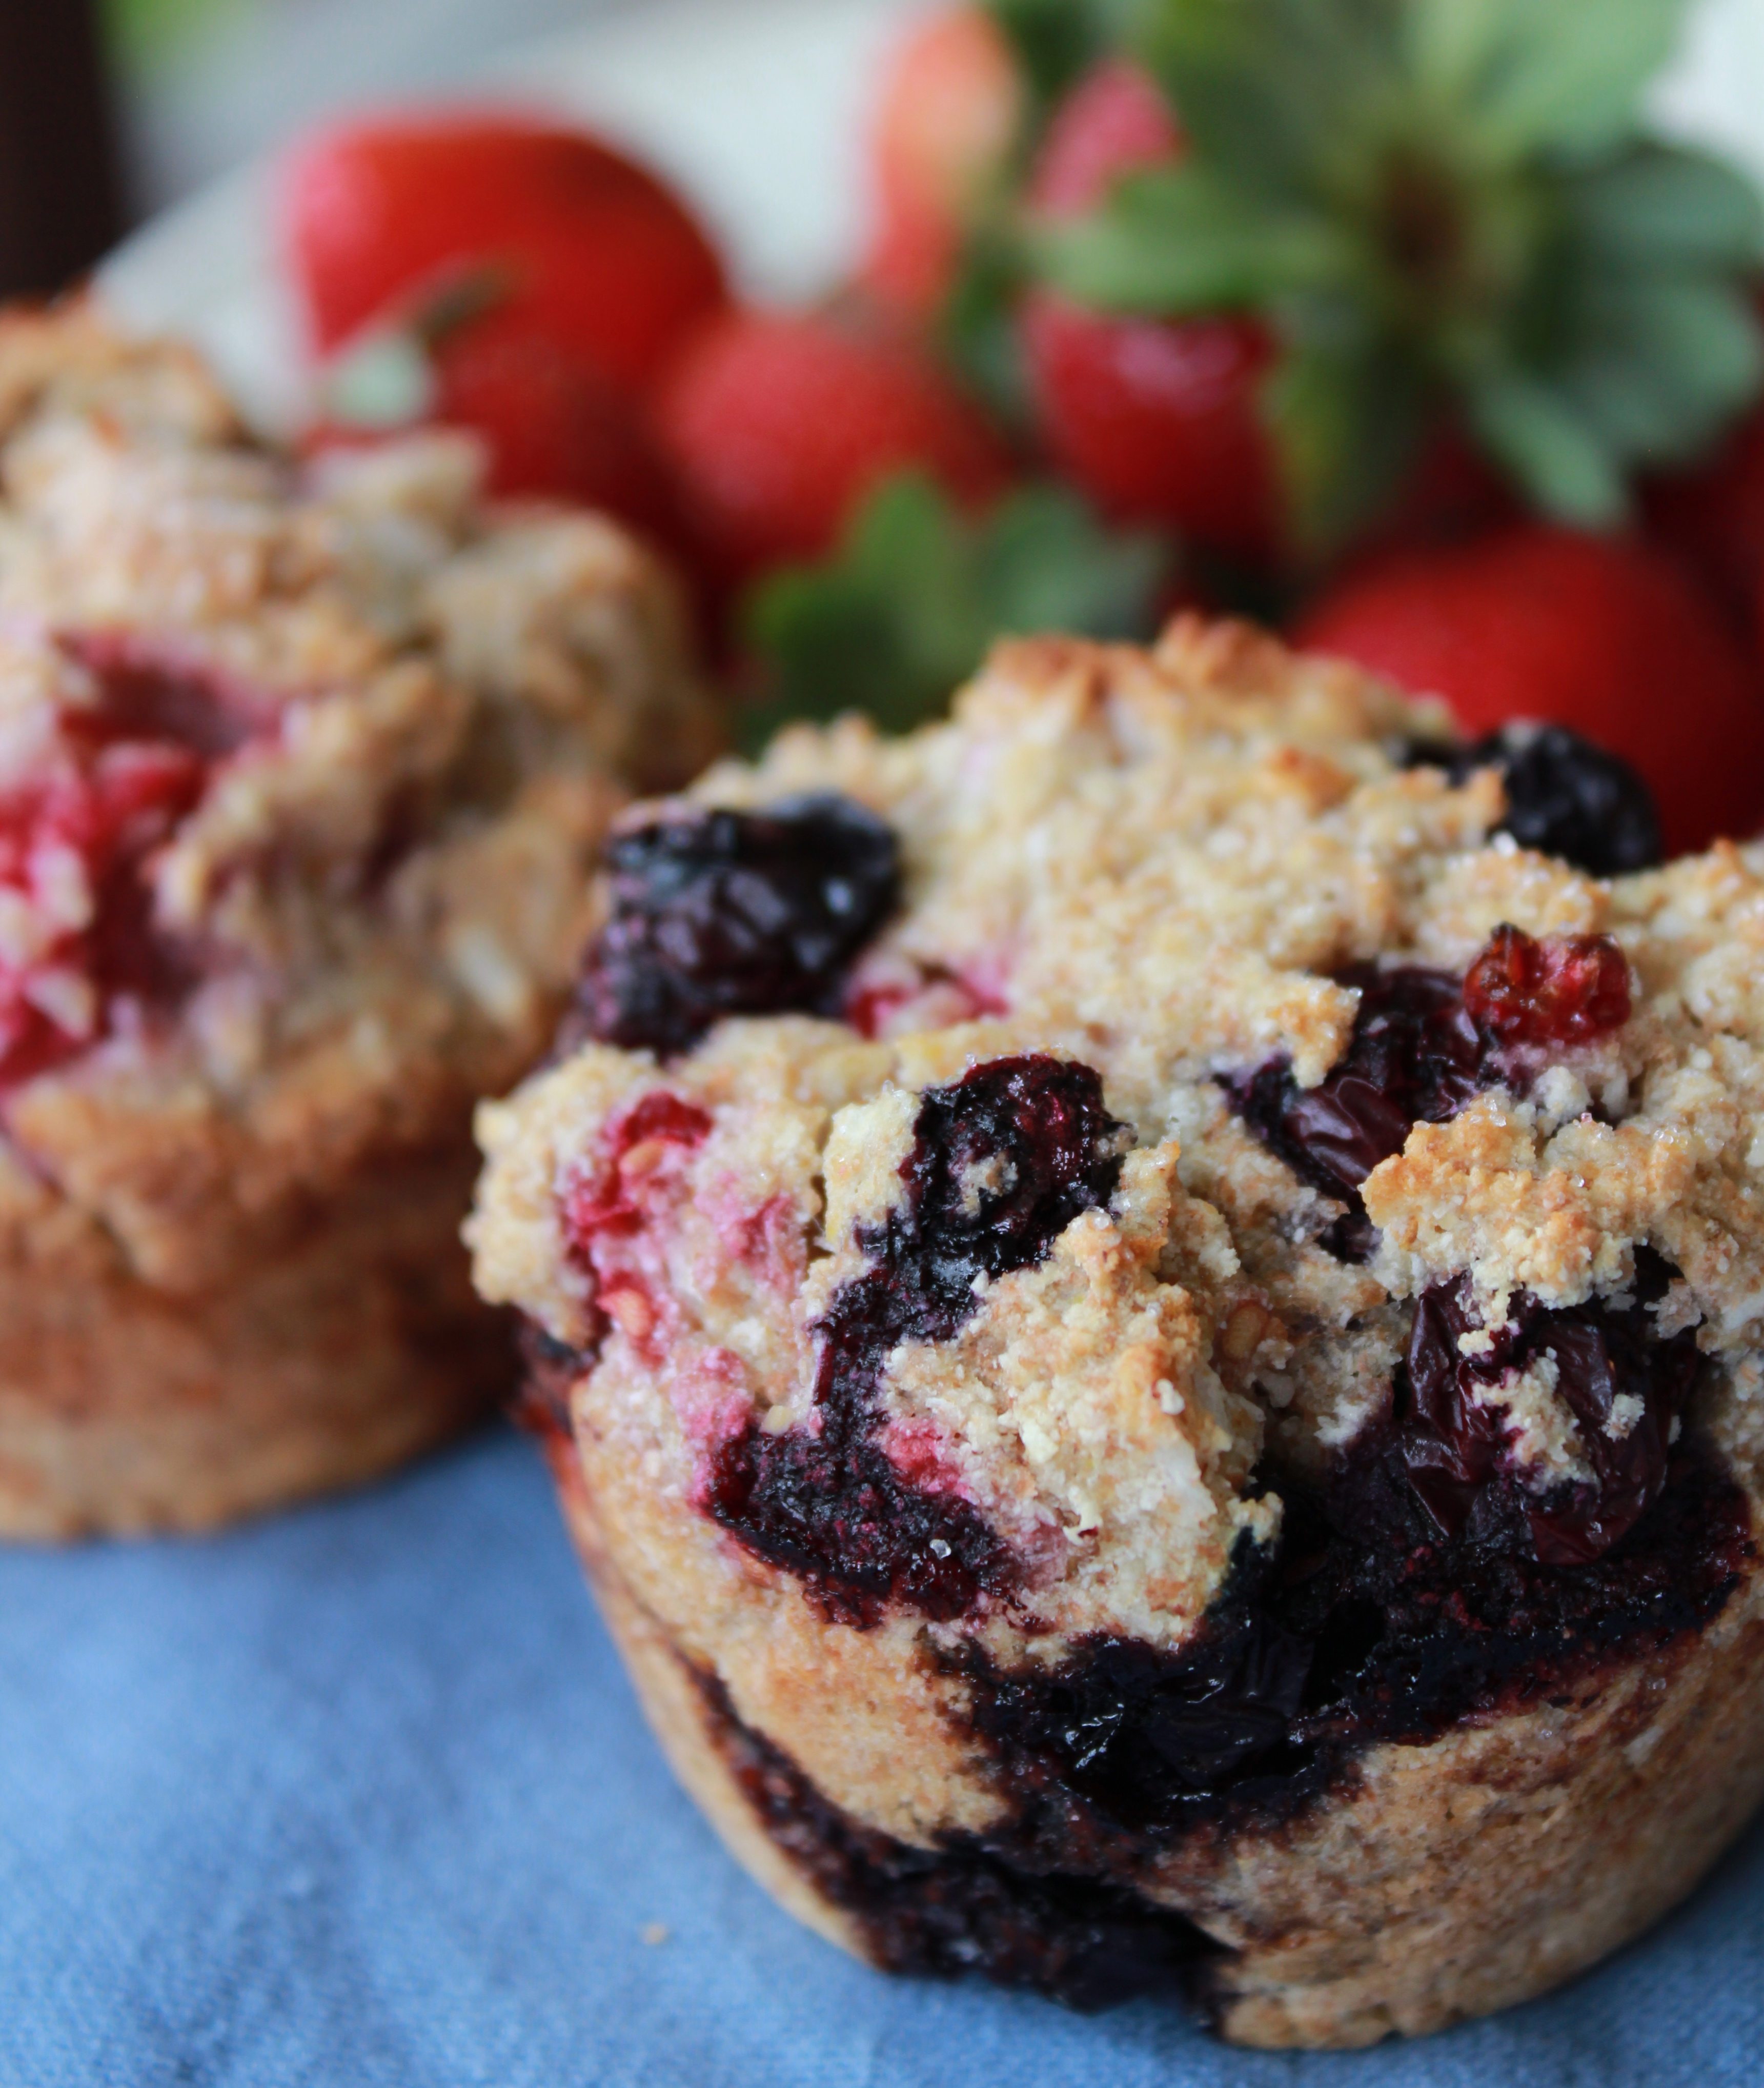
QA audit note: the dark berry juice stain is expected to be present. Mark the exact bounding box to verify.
[951,1572,1320,1844]
[934,1261,1735,1858]
[575,793,900,1054]
[1222,925,1629,1261]
[694,1666,1219,2014]
[1397,1253,1697,1563]
[691,1438,1749,2018]
[1403,721,1663,877]
[707,1055,1132,1625]
[949,1448,1750,1858]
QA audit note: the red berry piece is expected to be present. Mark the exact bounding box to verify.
[1021,62,1283,566]
[0,645,250,1088]
[654,309,1011,585]
[1462,924,1631,1049]
[1295,524,1764,856]
[282,113,728,391]
[862,7,1024,319]
[560,1087,716,1370]
[563,1090,715,1250]
[1224,926,1631,1261]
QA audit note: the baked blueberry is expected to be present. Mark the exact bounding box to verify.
[1403,721,1662,876]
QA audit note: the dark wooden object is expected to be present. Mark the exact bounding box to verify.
[0,0,128,299]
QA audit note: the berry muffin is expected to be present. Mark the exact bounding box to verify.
[0,304,716,1536]
[471,616,1764,2047]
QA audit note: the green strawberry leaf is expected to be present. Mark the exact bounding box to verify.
[1407,0,1688,160]
[1035,164,1350,312]
[1263,328,1429,552]
[741,474,1174,751]
[1467,370,1626,524]
[1569,145,1764,268]
[1558,272,1763,461]
[978,481,1170,633]
[1137,0,1404,202]
[1031,0,1762,554]
[940,223,1036,428]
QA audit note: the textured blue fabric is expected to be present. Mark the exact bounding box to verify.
[2,1424,1759,2088]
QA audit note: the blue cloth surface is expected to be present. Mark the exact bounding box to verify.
[2,1425,1760,2088]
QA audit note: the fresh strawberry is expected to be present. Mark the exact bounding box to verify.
[1028,54,1178,219]
[302,300,683,548]
[1294,526,1764,856]
[283,113,727,392]
[429,311,680,538]
[654,309,1012,585]
[1020,60,1283,565]
[863,8,1024,320]
[1029,0,1764,560]
[1644,400,1764,626]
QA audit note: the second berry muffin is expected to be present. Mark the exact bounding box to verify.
[472,615,1764,2047]
[0,306,716,1535]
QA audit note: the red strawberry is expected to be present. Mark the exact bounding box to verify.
[1295,525,1764,857]
[283,113,727,392]
[1644,400,1764,626]
[429,312,680,540]
[1029,56,1179,218]
[1021,61,1284,566]
[303,306,683,550]
[863,7,1024,319]
[654,309,1012,585]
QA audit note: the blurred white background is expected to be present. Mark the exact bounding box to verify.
[109,0,1764,216]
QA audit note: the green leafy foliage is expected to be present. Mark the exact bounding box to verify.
[741,474,1173,750]
[940,223,1036,428]
[1403,0,1684,159]
[1036,165,1348,310]
[103,0,241,72]
[986,0,1154,112]
[1033,0,1764,551]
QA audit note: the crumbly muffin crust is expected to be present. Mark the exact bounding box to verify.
[472,616,1764,2043]
[0,305,717,1534]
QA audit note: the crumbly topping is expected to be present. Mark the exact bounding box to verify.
[473,617,1764,1653]
[0,306,715,1289]
[1473,1351,1593,1487]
